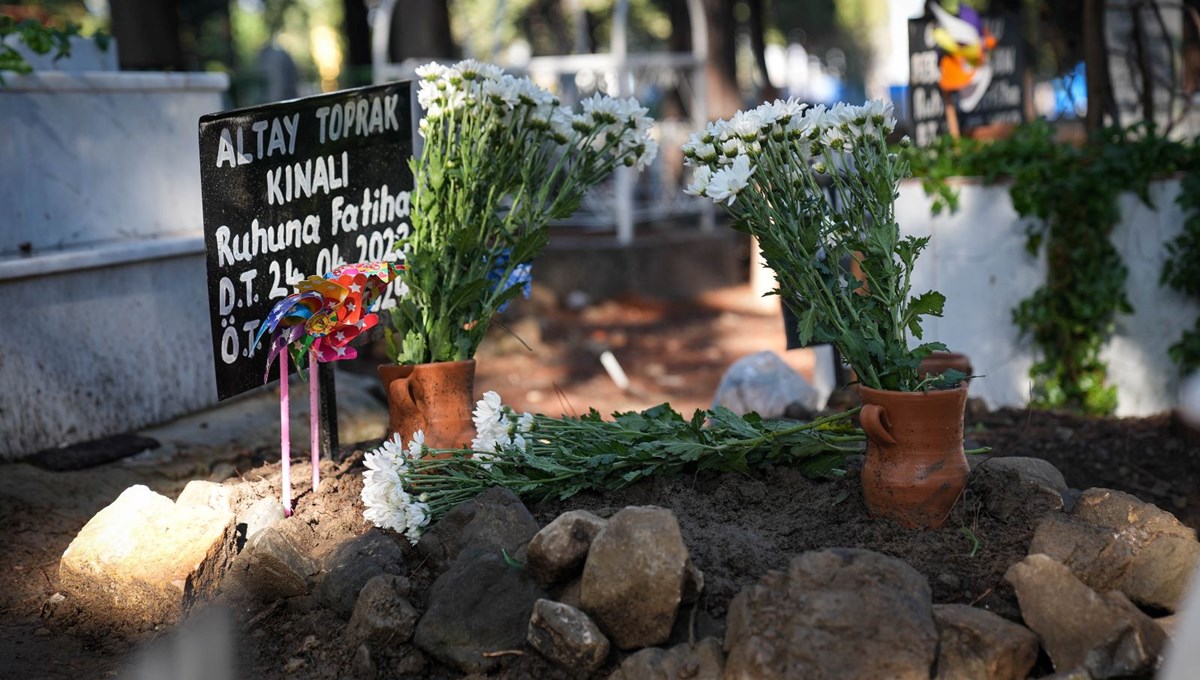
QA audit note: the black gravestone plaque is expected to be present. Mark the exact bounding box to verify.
[908,12,1024,146]
[199,81,413,400]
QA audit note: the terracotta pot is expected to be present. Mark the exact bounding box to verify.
[859,383,969,529]
[377,359,476,450]
[918,352,973,381]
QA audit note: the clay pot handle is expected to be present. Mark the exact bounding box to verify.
[385,372,425,437]
[861,404,898,446]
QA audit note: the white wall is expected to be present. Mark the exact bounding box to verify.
[897,177,1199,416]
[0,71,229,459]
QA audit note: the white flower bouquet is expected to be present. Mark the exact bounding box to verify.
[684,99,950,392]
[362,391,863,544]
[386,59,658,365]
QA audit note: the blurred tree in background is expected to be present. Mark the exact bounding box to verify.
[2,0,1196,128]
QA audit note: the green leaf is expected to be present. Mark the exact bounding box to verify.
[908,290,946,318]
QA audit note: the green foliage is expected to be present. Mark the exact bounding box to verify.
[0,17,93,83]
[396,404,864,525]
[1162,169,1200,372]
[906,122,1200,413]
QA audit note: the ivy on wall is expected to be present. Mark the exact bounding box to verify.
[905,121,1200,414]
[1162,169,1200,373]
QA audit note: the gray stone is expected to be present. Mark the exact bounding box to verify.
[606,637,724,680]
[1029,514,1134,595]
[970,459,1064,517]
[1030,490,1200,613]
[226,520,318,601]
[723,548,938,680]
[1035,670,1092,680]
[316,530,407,617]
[976,456,1069,493]
[415,487,539,573]
[346,574,419,649]
[528,598,610,671]
[239,496,285,542]
[581,506,697,650]
[1005,554,1166,678]
[553,577,583,610]
[1069,488,1200,611]
[414,549,548,674]
[933,604,1039,680]
[352,644,376,680]
[527,510,608,587]
[711,350,821,418]
[382,647,428,677]
[1156,614,1177,638]
[59,485,237,633]
[175,480,235,514]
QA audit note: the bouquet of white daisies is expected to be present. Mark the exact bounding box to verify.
[387,59,658,366]
[361,391,863,544]
[684,99,951,392]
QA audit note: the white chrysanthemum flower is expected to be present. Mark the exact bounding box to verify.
[455,58,501,82]
[406,430,426,459]
[582,93,624,124]
[403,500,431,544]
[706,154,755,205]
[685,166,713,197]
[415,62,448,81]
[707,120,730,143]
[614,96,648,121]
[800,104,828,136]
[823,125,847,150]
[827,101,854,127]
[361,436,418,534]
[512,433,527,454]
[482,74,520,109]
[374,432,406,461]
[619,130,658,171]
[517,412,535,434]
[860,99,893,126]
[416,81,441,110]
[727,110,763,142]
[549,106,578,144]
[773,98,808,122]
[512,77,555,110]
[473,391,503,428]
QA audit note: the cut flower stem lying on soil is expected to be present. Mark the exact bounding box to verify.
[362,400,866,544]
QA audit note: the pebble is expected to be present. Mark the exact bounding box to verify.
[353,645,375,679]
[34,627,51,637]
[284,657,306,673]
[209,463,236,482]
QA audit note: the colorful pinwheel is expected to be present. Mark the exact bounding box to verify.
[254,260,402,515]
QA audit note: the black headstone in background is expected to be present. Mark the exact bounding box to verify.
[199,81,413,400]
[908,13,1024,146]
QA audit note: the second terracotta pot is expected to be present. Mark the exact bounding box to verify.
[918,352,973,382]
[859,383,969,529]
[378,359,476,450]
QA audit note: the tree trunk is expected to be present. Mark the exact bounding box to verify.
[746,0,778,101]
[109,0,184,71]
[703,0,741,119]
[343,0,372,86]
[663,0,692,121]
[388,0,456,63]
[1083,0,1113,136]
